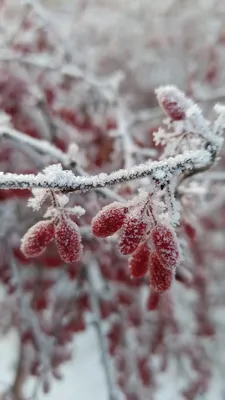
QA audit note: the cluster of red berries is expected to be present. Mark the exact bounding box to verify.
[21,216,83,264]
[92,201,180,292]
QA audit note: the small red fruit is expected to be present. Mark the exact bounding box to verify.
[146,290,160,311]
[21,220,54,258]
[92,202,127,237]
[156,86,186,120]
[55,217,83,263]
[184,222,196,240]
[118,217,147,255]
[32,296,48,311]
[149,252,174,292]
[129,243,150,278]
[151,224,179,269]
[160,99,185,120]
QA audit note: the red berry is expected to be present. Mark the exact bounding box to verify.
[138,357,152,386]
[151,224,179,269]
[184,222,196,240]
[32,296,48,311]
[99,299,116,319]
[65,317,86,333]
[92,202,127,237]
[118,217,147,255]
[116,290,133,306]
[128,243,150,278]
[160,100,185,120]
[146,290,160,311]
[21,329,34,344]
[156,86,187,120]
[42,254,62,268]
[149,252,174,292]
[21,220,54,258]
[55,217,83,263]
[13,247,31,264]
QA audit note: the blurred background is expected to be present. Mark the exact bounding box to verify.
[0,1,225,399]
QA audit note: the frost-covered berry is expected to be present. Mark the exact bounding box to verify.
[149,252,174,292]
[129,243,150,278]
[151,224,179,269]
[92,202,127,237]
[118,217,147,255]
[160,99,185,120]
[21,220,54,258]
[55,217,83,263]
[156,86,187,120]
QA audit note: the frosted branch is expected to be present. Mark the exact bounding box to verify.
[0,150,212,192]
[0,126,124,203]
[0,127,69,164]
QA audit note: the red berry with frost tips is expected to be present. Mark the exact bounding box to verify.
[55,217,83,263]
[149,252,174,292]
[92,202,127,237]
[118,217,147,255]
[129,243,150,278]
[151,224,179,269]
[160,99,185,120]
[21,220,54,258]
[156,86,188,120]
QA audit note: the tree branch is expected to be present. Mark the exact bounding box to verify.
[0,150,212,193]
[0,150,213,192]
[0,126,124,202]
[10,344,25,400]
[0,127,69,164]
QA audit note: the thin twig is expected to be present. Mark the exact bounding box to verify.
[85,261,119,400]
[8,344,25,400]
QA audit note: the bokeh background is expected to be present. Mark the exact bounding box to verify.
[1,1,225,399]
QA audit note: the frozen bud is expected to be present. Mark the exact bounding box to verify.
[118,217,147,255]
[149,252,174,292]
[129,243,150,278]
[55,217,83,263]
[21,220,54,258]
[92,202,128,237]
[155,85,190,120]
[151,224,180,269]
